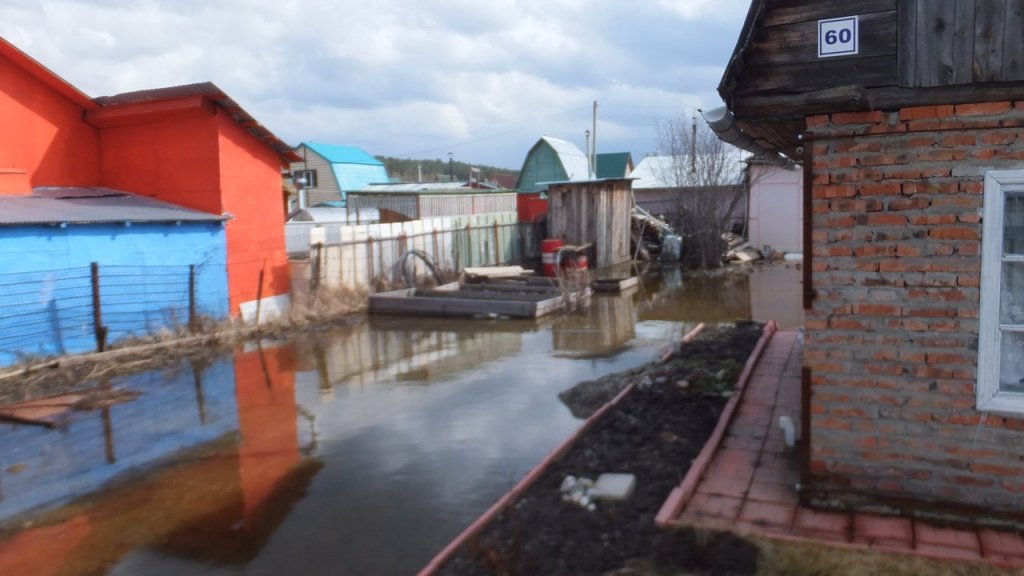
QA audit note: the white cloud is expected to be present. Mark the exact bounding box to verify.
[0,0,749,168]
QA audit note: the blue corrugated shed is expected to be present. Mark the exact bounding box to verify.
[304,142,384,166]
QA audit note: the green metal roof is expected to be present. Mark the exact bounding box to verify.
[595,152,633,179]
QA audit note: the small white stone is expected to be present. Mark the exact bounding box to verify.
[591,473,637,501]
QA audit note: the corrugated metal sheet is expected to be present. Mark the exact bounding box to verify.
[0,188,228,225]
[347,194,419,220]
[420,193,517,218]
[596,152,633,179]
[357,182,501,193]
[332,163,390,196]
[516,136,590,192]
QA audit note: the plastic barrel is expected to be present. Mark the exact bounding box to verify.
[541,238,564,277]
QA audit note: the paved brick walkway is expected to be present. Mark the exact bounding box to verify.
[667,330,1024,568]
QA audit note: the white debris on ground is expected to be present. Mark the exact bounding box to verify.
[561,473,637,511]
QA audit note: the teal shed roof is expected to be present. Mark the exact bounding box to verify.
[596,152,633,179]
[304,142,383,166]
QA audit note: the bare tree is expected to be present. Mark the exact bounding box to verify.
[652,114,748,269]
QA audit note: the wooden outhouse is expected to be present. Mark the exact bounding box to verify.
[547,178,633,268]
[716,0,1024,523]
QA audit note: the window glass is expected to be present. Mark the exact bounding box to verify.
[1006,193,1024,255]
[1002,262,1024,324]
[1000,331,1024,394]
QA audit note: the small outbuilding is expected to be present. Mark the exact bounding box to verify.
[290,143,389,206]
[547,178,633,268]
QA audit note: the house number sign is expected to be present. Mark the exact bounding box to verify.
[818,16,859,58]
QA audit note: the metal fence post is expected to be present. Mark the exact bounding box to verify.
[91,262,107,352]
[188,264,197,333]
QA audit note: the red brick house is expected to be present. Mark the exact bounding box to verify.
[715,0,1024,523]
[0,36,299,319]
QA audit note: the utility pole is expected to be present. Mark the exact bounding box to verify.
[690,113,697,177]
[592,100,598,179]
[585,129,592,178]
[448,152,454,182]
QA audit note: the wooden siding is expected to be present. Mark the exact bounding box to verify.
[547,179,632,268]
[725,0,898,98]
[721,0,1024,158]
[289,146,341,206]
[899,0,1024,87]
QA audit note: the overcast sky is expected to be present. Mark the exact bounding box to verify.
[1,0,751,170]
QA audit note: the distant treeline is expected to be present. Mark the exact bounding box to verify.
[376,156,519,184]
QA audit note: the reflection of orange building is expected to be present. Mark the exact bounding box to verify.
[234,344,301,517]
[0,344,312,574]
[0,37,299,317]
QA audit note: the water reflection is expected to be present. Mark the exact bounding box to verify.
[0,266,803,576]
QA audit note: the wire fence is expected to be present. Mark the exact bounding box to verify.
[0,261,224,366]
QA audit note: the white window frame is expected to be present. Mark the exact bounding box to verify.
[978,170,1024,413]
[294,169,318,189]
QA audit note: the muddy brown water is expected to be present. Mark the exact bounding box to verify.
[0,266,801,576]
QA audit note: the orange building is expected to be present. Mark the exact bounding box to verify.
[0,37,299,318]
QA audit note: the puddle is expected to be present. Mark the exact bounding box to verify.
[0,265,802,576]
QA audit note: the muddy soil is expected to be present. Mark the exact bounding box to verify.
[439,322,764,576]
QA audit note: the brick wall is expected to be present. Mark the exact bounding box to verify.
[805,101,1024,515]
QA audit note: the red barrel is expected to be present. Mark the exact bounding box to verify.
[541,238,564,277]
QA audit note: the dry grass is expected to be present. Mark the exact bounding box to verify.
[753,537,1022,576]
[0,285,369,405]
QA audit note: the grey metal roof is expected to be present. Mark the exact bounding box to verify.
[0,188,229,226]
[355,182,508,194]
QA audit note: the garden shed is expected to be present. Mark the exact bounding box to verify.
[714,0,1024,523]
[547,178,633,269]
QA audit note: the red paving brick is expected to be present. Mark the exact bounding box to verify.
[915,523,980,552]
[979,529,1024,558]
[665,330,1024,569]
[739,499,796,530]
[688,492,743,520]
[853,514,914,547]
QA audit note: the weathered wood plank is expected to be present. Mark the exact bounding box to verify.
[764,0,897,27]
[735,55,896,95]
[953,0,977,85]
[1004,0,1024,81]
[746,11,897,66]
[915,1,957,87]
[897,0,916,87]
[975,0,1007,82]
[733,81,1024,119]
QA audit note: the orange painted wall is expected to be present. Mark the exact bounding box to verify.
[98,110,223,214]
[0,54,99,190]
[216,111,290,313]
[234,344,300,518]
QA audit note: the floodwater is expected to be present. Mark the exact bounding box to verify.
[0,266,801,576]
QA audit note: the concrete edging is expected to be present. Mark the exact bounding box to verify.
[655,320,779,527]
[417,322,708,576]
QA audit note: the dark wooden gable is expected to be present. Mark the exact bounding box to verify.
[720,0,1024,159]
[899,0,1024,87]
